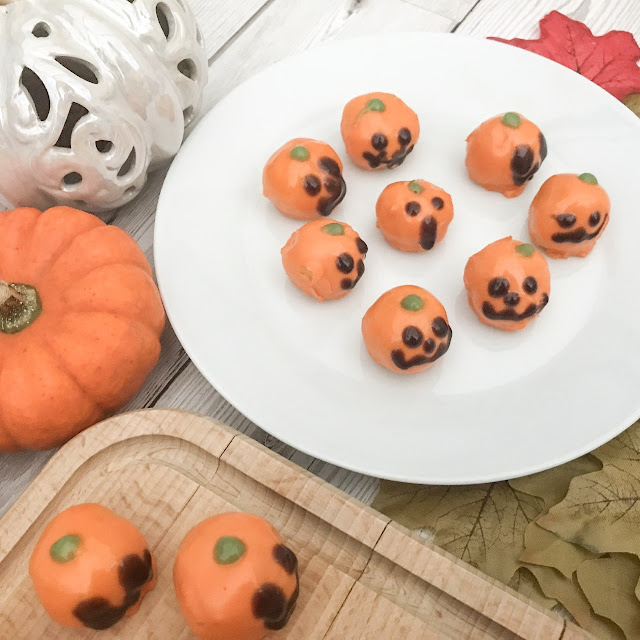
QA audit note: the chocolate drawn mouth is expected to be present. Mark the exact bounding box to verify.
[551,214,608,244]
[316,177,347,217]
[390,328,452,370]
[482,294,549,322]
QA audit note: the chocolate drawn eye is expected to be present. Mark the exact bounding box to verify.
[488,277,509,298]
[303,175,321,196]
[371,133,388,150]
[523,277,538,294]
[555,213,576,228]
[511,145,534,176]
[397,128,412,146]
[405,201,421,216]
[336,253,354,274]
[402,326,423,348]
[589,211,601,227]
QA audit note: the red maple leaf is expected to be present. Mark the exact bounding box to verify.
[491,10,640,101]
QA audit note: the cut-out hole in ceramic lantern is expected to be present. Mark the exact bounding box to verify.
[0,0,207,212]
[118,148,137,178]
[20,67,50,121]
[32,21,50,37]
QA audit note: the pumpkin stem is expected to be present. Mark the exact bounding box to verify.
[0,281,42,334]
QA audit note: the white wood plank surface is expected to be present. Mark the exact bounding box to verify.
[2,0,639,518]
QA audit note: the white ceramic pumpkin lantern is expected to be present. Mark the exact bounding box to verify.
[0,0,207,212]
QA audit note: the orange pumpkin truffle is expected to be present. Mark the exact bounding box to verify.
[173,512,299,640]
[262,138,346,220]
[376,180,454,252]
[528,173,610,259]
[464,237,550,332]
[281,219,368,301]
[29,504,156,631]
[362,285,452,374]
[465,112,547,198]
[341,92,420,170]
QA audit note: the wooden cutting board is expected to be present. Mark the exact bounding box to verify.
[0,410,589,639]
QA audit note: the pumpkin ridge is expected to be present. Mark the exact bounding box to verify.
[45,227,152,281]
[29,209,105,281]
[0,360,19,452]
[61,266,165,334]
[0,208,41,276]
[45,311,161,410]
[37,334,108,416]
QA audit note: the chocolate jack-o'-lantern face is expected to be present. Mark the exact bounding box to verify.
[529,173,610,259]
[465,112,547,198]
[263,138,347,220]
[174,512,299,640]
[29,504,156,631]
[362,285,452,374]
[376,180,454,252]
[341,93,420,171]
[464,237,551,332]
[281,220,368,302]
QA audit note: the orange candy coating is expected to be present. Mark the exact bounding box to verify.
[281,219,368,302]
[376,180,453,252]
[29,504,156,630]
[464,237,551,332]
[263,138,346,220]
[173,512,299,640]
[362,285,452,375]
[341,92,420,171]
[465,112,547,198]
[528,173,610,259]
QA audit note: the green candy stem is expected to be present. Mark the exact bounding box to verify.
[322,222,345,235]
[214,536,246,565]
[407,181,424,194]
[356,98,386,121]
[501,112,522,128]
[515,243,535,257]
[50,534,81,563]
[578,173,598,185]
[289,146,310,162]
[0,281,42,334]
[401,294,424,311]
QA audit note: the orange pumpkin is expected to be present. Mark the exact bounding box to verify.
[361,285,452,374]
[465,112,547,198]
[529,173,610,259]
[263,138,346,220]
[281,219,368,301]
[29,504,156,630]
[376,180,454,252]
[341,92,420,170]
[174,512,299,640]
[464,237,550,332]
[0,206,165,452]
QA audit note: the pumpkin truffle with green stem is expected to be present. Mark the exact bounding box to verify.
[362,285,452,374]
[341,92,420,170]
[263,137,347,220]
[465,112,547,198]
[528,173,610,258]
[174,512,299,640]
[281,219,368,301]
[376,179,454,252]
[29,504,156,630]
[464,237,551,332]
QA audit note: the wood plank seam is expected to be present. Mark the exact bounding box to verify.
[451,0,483,32]
[208,0,278,66]
[320,522,389,640]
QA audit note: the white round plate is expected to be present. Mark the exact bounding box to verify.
[155,33,640,484]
